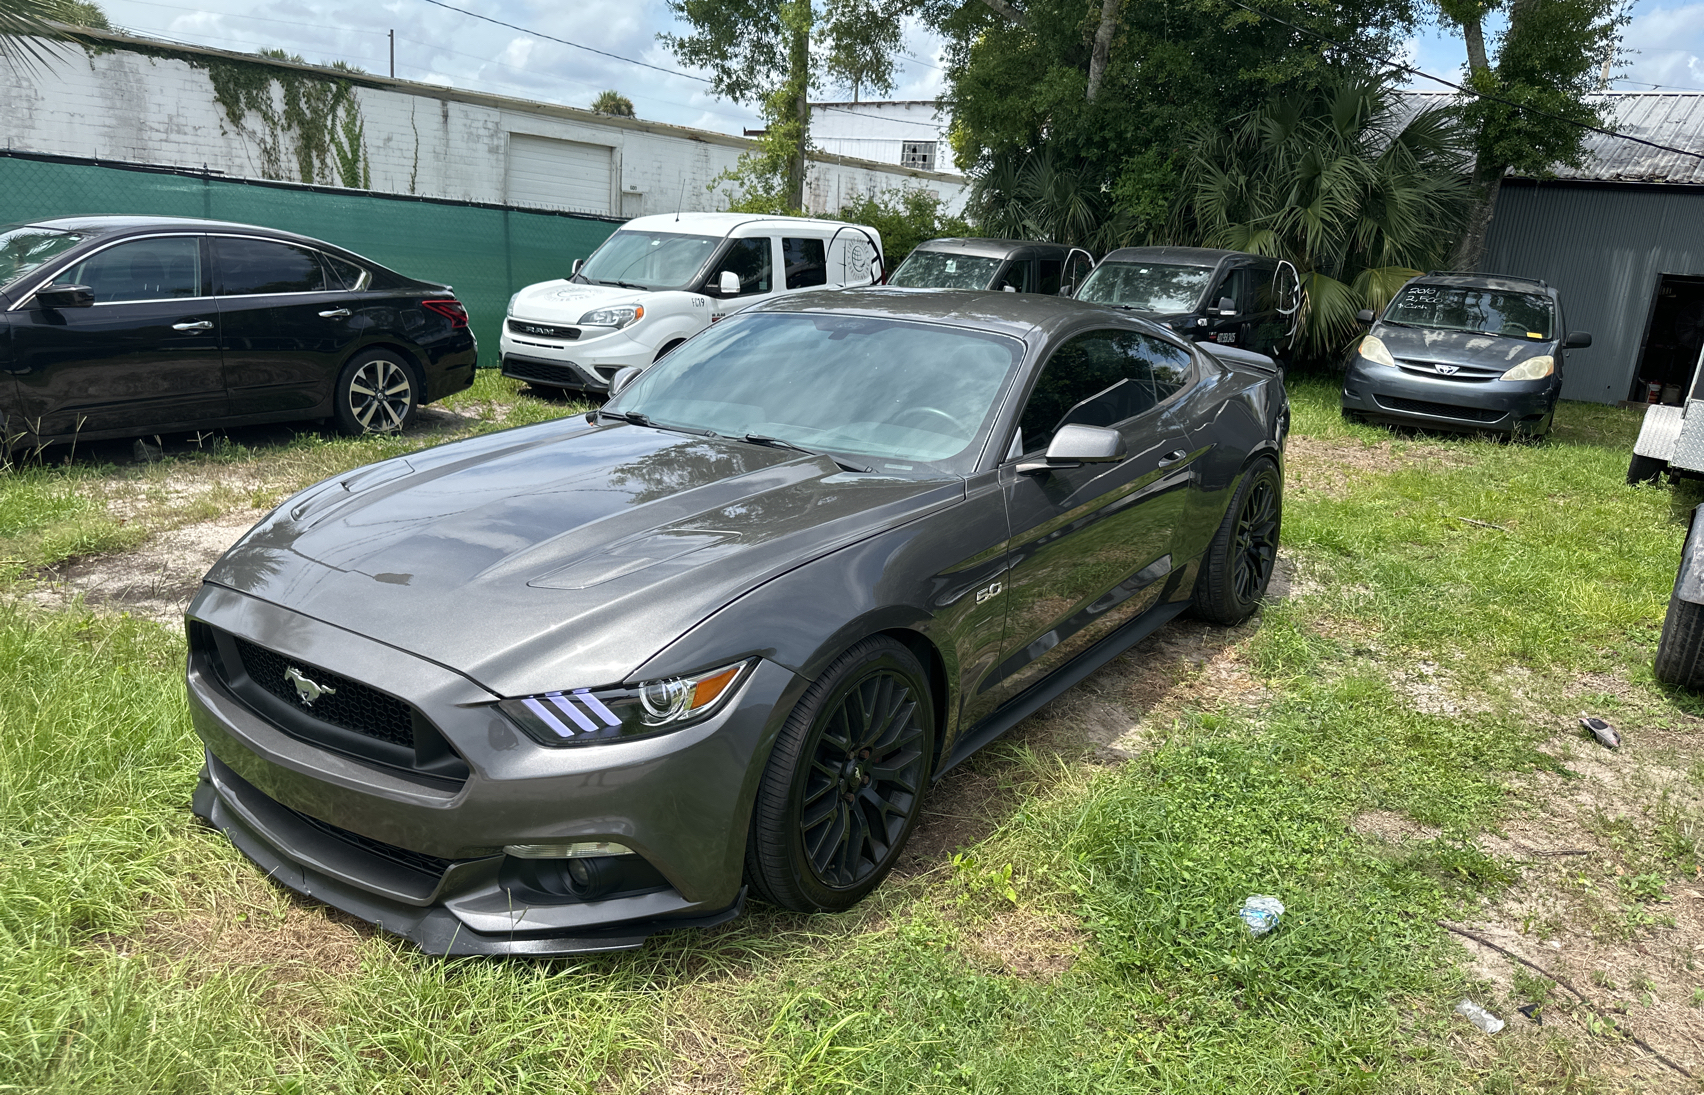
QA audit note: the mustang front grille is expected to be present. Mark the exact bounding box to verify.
[1374,395,1507,423]
[233,637,415,748]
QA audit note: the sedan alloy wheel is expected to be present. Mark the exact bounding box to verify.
[336,352,417,435]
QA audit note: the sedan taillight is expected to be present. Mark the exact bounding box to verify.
[423,299,469,328]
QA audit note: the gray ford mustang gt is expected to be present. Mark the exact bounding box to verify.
[185,288,1288,955]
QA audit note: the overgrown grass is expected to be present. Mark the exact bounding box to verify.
[0,380,1689,1091]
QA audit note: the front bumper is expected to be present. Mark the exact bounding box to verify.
[499,325,655,393]
[1341,357,1558,434]
[184,583,805,955]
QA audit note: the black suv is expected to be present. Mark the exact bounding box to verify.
[887,238,1095,296]
[1074,247,1301,360]
[1340,272,1591,438]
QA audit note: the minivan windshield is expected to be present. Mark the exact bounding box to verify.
[1384,285,1555,339]
[0,224,87,290]
[1076,261,1214,314]
[576,230,721,291]
[888,250,1004,290]
[606,312,1023,471]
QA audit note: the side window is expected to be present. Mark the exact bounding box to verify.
[1212,268,1252,312]
[995,258,1035,293]
[720,237,773,295]
[1017,330,1171,454]
[1037,258,1064,295]
[64,237,201,304]
[322,252,368,290]
[1140,335,1193,401]
[214,237,327,296]
[782,237,826,290]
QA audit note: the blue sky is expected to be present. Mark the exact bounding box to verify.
[95,0,1704,136]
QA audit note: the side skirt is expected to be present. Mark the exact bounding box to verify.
[935,595,1191,778]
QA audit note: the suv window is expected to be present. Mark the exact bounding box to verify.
[214,237,327,296]
[1015,330,1193,453]
[782,237,827,289]
[66,237,202,303]
[720,237,772,295]
[1037,257,1063,295]
[995,258,1035,293]
[1212,268,1252,312]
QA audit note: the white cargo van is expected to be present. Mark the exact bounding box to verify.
[500,212,883,395]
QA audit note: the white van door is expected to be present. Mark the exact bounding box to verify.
[709,235,780,316]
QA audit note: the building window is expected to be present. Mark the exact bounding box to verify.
[901,141,937,170]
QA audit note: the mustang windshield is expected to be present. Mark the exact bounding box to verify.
[888,251,1004,290]
[1385,285,1555,339]
[577,230,721,291]
[1075,261,1214,314]
[608,312,1023,470]
[0,224,87,291]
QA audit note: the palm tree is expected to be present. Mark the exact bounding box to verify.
[591,91,636,118]
[0,0,107,69]
[968,147,1136,254]
[1178,75,1472,360]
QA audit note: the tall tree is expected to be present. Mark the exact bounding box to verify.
[591,90,637,117]
[1438,0,1624,269]
[663,0,908,212]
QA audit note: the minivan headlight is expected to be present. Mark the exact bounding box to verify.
[506,292,520,317]
[1357,335,1396,368]
[579,304,644,329]
[497,659,752,747]
[1500,355,1554,381]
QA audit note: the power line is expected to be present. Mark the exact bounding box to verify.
[1225,0,1704,164]
[413,0,711,83]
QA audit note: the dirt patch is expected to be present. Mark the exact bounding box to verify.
[957,904,1083,981]
[28,512,262,624]
[1286,435,1472,499]
[1352,809,1443,844]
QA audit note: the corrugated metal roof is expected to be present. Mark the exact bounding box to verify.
[1401,91,1704,185]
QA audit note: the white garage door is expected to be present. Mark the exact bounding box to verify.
[506,134,613,214]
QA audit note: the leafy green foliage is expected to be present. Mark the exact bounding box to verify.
[591,90,636,118]
[834,188,970,267]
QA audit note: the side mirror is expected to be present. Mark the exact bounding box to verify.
[570,259,584,276]
[1016,423,1126,475]
[36,283,94,309]
[718,270,741,296]
[1356,309,1375,324]
[1213,296,1238,316]
[606,365,642,398]
[1565,331,1592,348]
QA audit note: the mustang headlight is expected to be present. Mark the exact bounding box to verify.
[1357,335,1396,368]
[579,304,644,329]
[498,659,752,746]
[1499,355,1554,381]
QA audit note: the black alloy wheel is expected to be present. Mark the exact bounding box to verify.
[334,351,418,435]
[1192,458,1283,625]
[746,636,935,912]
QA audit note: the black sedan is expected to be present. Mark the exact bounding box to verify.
[184,289,1287,955]
[0,216,477,446]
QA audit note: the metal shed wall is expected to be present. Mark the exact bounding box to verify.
[1482,181,1704,403]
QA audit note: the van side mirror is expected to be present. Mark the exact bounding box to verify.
[607,366,642,398]
[1209,296,1237,316]
[36,283,94,309]
[717,270,741,296]
[1356,308,1375,324]
[1016,423,1126,475]
[571,259,584,276]
[1565,331,1592,348]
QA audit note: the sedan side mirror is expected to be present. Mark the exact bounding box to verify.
[1356,309,1375,324]
[1017,423,1126,475]
[1565,331,1592,348]
[571,258,584,276]
[718,270,741,296]
[607,365,642,398]
[36,283,94,309]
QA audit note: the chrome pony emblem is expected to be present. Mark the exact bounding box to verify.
[285,666,337,707]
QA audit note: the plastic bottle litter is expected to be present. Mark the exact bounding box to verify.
[1238,895,1285,936]
[1455,999,1505,1034]
[1579,715,1621,750]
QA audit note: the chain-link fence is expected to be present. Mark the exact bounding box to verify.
[0,151,621,368]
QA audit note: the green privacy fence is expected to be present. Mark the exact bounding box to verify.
[0,151,622,368]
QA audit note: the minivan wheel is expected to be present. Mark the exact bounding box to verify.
[1192,458,1282,626]
[745,636,934,912]
[334,351,418,435]
[1628,452,1667,486]
[1656,594,1704,690]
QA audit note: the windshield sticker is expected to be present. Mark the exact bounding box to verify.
[945,260,957,273]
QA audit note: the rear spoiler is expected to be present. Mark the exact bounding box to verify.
[1200,343,1280,374]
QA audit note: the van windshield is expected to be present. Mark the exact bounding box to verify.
[1384,285,1554,339]
[0,224,88,291]
[577,230,721,291]
[1076,261,1213,314]
[889,250,1003,290]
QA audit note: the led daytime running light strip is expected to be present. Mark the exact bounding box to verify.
[521,689,623,739]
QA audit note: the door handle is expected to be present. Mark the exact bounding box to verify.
[171,320,213,332]
[318,308,352,318]
[1158,448,1189,467]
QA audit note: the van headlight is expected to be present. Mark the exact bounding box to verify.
[579,304,645,329]
[1357,335,1396,368]
[1500,355,1554,381]
[497,659,752,747]
[507,292,520,317]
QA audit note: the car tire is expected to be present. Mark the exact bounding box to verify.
[1656,594,1704,690]
[1628,452,1666,486]
[744,636,935,913]
[1191,458,1282,626]
[333,350,418,435]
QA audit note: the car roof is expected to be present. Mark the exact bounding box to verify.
[620,212,857,235]
[1098,246,1265,267]
[18,215,340,248]
[746,286,1175,341]
[1409,272,1557,296]
[910,237,1069,258]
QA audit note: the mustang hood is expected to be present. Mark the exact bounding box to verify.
[204,419,961,696]
[511,280,645,323]
[1374,324,1554,369]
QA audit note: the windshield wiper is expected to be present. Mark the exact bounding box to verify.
[740,433,871,474]
[594,408,716,437]
[589,277,648,291]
